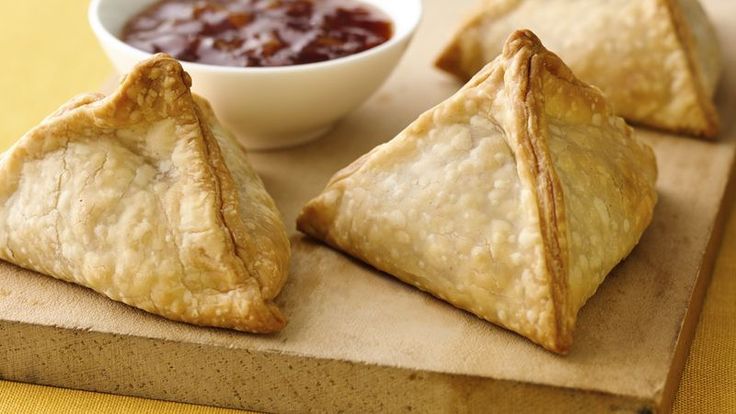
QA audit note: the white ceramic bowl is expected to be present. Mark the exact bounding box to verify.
[89,0,422,150]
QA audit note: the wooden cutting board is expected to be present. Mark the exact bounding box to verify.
[1,1,735,412]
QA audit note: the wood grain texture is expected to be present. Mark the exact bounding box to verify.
[1,0,735,412]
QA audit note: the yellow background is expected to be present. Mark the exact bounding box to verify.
[0,1,733,412]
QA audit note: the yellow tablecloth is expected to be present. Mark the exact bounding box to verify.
[0,1,733,412]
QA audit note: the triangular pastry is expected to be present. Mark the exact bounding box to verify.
[436,0,721,138]
[0,54,289,333]
[298,30,657,353]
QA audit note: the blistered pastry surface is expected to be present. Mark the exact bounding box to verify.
[528,63,659,323]
[302,91,556,344]
[438,0,720,136]
[0,55,288,333]
[194,96,290,302]
[300,30,658,353]
[545,116,657,316]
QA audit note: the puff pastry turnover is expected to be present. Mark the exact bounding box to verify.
[0,54,289,333]
[298,30,657,353]
[436,0,721,138]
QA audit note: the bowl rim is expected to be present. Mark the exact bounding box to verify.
[88,0,423,74]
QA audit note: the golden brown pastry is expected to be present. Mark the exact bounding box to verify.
[436,0,721,138]
[298,30,657,353]
[0,54,289,333]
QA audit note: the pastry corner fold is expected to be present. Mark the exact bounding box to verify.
[435,0,721,138]
[0,54,290,334]
[298,30,657,353]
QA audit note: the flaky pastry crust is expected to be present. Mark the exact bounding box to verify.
[0,54,289,333]
[298,31,657,353]
[436,0,721,138]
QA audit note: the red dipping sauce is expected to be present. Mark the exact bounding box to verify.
[121,0,393,67]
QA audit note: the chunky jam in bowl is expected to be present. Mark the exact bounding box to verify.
[121,0,393,67]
